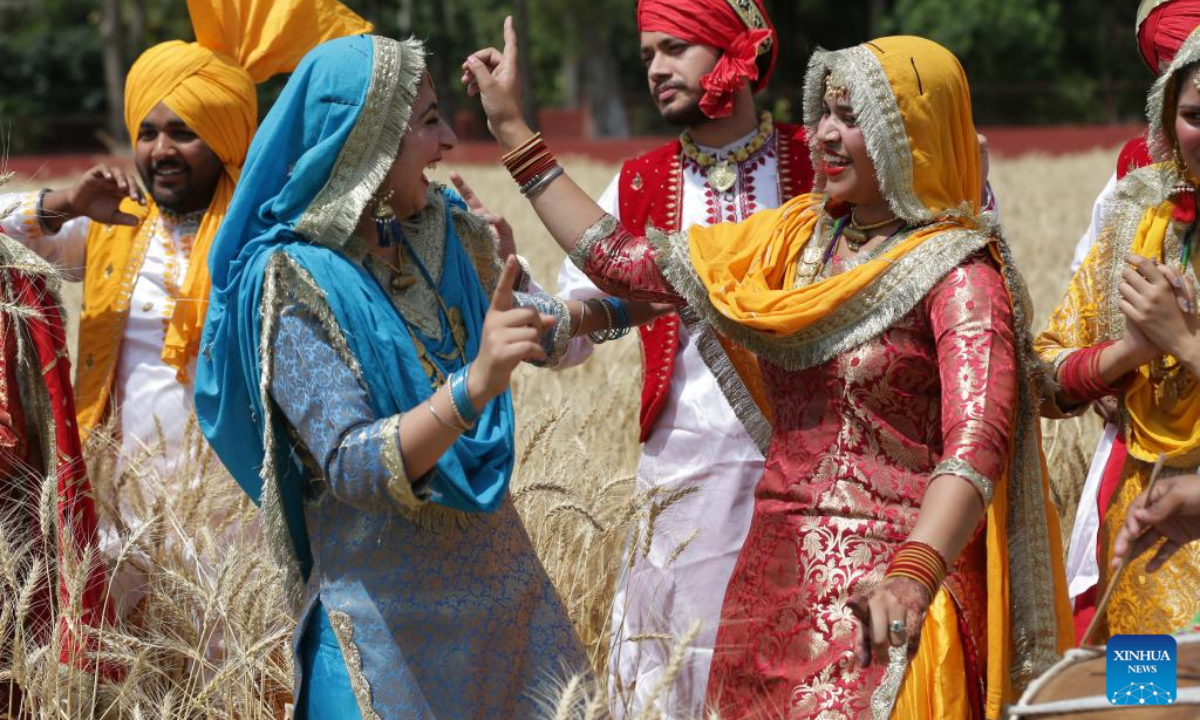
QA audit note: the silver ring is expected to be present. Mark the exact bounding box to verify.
[889,620,905,635]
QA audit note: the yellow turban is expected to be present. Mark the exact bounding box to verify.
[76,0,371,434]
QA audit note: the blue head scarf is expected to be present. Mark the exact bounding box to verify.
[195,34,516,586]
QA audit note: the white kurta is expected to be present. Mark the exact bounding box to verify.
[557,130,783,719]
[0,191,198,468]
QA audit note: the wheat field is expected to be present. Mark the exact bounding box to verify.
[0,148,1117,718]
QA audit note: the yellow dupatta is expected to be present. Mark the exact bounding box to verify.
[75,0,371,437]
[650,36,1072,718]
[1123,195,1200,463]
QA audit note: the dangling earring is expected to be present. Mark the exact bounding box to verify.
[372,187,401,247]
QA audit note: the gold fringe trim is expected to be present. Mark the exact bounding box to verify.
[294,36,426,251]
[995,236,1065,691]
[932,458,994,508]
[678,306,772,455]
[327,609,383,720]
[650,222,993,372]
[380,414,428,511]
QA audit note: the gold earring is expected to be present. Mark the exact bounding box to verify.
[372,187,396,221]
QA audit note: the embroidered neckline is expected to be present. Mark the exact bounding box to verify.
[362,188,448,341]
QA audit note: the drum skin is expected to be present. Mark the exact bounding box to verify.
[1010,639,1200,718]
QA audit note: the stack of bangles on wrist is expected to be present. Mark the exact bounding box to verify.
[427,364,479,432]
[1059,340,1132,399]
[503,132,564,198]
[884,540,947,598]
[586,298,631,343]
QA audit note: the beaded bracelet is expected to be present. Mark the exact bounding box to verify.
[521,165,564,197]
[884,540,947,598]
[448,365,479,428]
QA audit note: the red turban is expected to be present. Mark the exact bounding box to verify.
[1138,0,1200,73]
[637,0,777,119]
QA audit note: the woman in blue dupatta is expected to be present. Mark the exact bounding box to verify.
[194,34,588,718]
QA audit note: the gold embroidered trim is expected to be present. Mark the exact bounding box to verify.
[543,293,573,367]
[294,37,425,251]
[257,254,340,611]
[449,199,503,295]
[381,414,428,511]
[805,47,936,226]
[870,644,908,720]
[933,457,994,507]
[568,214,619,268]
[651,220,992,371]
[679,306,772,455]
[724,0,773,54]
[326,610,383,720]
[995,235,1064,691]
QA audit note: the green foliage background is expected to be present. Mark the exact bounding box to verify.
[0,0,1152,152]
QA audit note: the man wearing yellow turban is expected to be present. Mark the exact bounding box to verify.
[0,0,371,465]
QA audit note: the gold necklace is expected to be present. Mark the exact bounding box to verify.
[843,210,900,251]
[680,110,774,193]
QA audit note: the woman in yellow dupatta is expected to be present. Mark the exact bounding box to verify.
[466,23,1071,719]
[1036,25,1200,642]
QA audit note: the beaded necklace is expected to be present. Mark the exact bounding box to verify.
[680,111,774,193]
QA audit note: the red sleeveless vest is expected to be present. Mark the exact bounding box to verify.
[615,122,813,442]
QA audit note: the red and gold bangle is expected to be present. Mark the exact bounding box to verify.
[513,152,556,185]
[885,540,947,597]
[501,132,544,166]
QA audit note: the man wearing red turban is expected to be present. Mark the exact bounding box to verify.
[1063,0,1200,647]
[553,1,814,716]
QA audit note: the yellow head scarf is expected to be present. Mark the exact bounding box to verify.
[648,36,1072,717]
[75,0,371,436]
[682,36,982,347]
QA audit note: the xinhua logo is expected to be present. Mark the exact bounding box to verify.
[1107,634,1178,706]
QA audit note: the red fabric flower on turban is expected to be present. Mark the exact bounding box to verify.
[638,0,778,119]
[1139,0,1200,73]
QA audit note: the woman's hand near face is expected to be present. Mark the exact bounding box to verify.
[450,171,516,261]
[462,16,531,150]
[468,257,555,405]
[1118,253,1200,373]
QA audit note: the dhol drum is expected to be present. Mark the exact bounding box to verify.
[1006,634,1200,718]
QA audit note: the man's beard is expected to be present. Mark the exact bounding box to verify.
[661,95,710,129]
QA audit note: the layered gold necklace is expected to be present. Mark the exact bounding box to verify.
[680,110,774,193]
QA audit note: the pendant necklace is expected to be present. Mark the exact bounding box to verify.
[843,209,900,251]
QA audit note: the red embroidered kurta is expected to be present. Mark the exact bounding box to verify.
[575,228,1016,719]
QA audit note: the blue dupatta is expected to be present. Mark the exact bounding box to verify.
[194,34,515,589]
